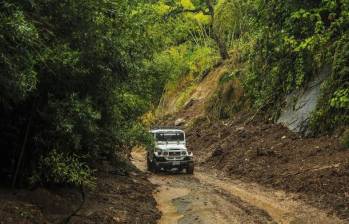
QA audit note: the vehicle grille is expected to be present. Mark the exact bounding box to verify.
[165,156,184,161]
[169,152,181,156]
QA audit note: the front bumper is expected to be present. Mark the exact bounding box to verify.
[154,159,193,170]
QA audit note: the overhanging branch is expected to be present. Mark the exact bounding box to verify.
[163,6,210,20]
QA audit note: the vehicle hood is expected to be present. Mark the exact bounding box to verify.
[155,144,187,151]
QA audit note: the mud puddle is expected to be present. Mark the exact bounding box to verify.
[150,177,190,224]
[131,147,190,224]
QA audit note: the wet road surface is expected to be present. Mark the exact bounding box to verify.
[131,148,345,224]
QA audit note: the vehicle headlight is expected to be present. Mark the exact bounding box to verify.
[181,151,187,156]
[155,149,162,156]
[163,151,169,156]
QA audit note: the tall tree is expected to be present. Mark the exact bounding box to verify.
[165,0,229,60]
[204,0,229,59]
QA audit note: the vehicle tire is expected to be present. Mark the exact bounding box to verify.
[153,165,159,174]
[146,156,152,172]
[186,164,194,174]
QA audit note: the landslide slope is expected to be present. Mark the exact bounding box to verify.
[157,63,349,221]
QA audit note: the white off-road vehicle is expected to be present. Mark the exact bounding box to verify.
[147,127,194,174]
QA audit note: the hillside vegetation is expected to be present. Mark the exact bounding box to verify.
[156,0,349,136]
[0,0,348,190]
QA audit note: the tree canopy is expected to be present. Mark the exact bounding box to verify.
[0,0,168,187]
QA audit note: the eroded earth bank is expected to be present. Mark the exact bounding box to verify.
[0,160,160,224]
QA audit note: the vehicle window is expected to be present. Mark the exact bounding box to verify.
[155,132,184,141]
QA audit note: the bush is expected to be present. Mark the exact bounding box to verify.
[30,150,96,189]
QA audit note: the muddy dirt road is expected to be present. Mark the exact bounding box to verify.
[131,148,346,224]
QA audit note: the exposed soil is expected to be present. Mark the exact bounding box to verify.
[183,114,349,221]
[131,147,345,224]
[0,161,160,224]
[157,61,231,119]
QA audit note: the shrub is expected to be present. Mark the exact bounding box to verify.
[30,150,96,189]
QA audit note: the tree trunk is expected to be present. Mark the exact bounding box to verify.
[206,0,229,60]
[213,32,229,60]
[11,99,36,188]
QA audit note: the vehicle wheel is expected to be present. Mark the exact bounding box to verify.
[186,164,194,174]
[153,165,159,174]
[146,156,152,172]
[177,168,183,173]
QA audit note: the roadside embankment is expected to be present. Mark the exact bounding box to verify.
[0,160,160,224]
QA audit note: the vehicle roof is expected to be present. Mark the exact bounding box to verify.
[150,128,184,133]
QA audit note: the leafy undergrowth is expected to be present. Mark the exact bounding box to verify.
[185,114,349,221]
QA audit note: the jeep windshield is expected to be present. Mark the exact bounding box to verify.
[155,132,184,142]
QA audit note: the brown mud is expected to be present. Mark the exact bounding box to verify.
[0,160,160,224]
[131,147,345,224]
[184,114,349,221]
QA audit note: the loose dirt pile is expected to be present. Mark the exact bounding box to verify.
[0,161,159,224]
[184,115,349,221]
